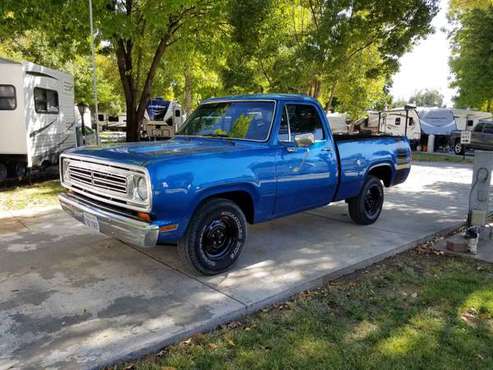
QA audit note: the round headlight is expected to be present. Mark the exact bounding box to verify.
[136,176,148,201]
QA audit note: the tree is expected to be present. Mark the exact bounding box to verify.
[96,0,221,141]
[449,4,493,112]
[409,89,444,107]
[1,0,222,141]
[220,0,439,119]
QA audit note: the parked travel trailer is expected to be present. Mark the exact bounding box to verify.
[96,112,127,131]
[453,109,492,131]
[367,108,421,147]
[0,58,76,181]
[327,112,348,134]
[142,97,185,139]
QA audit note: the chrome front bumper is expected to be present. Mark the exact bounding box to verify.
[58,192,159,248]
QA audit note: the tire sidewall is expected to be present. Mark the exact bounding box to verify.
[186,200,246,274]
[454,140,463,155]
[359,177,384,223]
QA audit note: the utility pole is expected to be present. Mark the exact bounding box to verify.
[89,0,100,145]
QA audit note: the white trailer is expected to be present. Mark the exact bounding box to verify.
[0,58,76,180]
[367,107,421,145]
[452,109,492,131]
[142,99,185,139]
[326,112,348,134]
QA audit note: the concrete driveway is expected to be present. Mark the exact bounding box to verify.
[0,161,472,369]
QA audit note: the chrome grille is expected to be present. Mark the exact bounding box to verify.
[68,165,127,194]
[61,155,151,212]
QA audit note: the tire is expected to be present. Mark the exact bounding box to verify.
[454,140,465,155]
[14,162,27,180]
[348,175,384,225]
[0,163,7,182]
[178,198,247,275]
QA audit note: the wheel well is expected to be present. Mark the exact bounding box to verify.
[368,165,392,187]
[204,191,255,224]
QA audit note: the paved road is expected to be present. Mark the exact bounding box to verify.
[0,161,473,369]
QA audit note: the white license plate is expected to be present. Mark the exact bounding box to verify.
[83,213,100,232]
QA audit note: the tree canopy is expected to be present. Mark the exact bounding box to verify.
[449,2,493,112]
[1,0,439,140]
[409,89,444,107]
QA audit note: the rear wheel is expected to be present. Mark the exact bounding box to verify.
[454,139,465,155]
[348,175,384,225]
[14,162,27,180]
[178,198,247,275]
[0,163,7,182]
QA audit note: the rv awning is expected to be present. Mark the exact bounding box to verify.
[418,109,457,135]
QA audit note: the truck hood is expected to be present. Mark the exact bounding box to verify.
[65,137,249,166]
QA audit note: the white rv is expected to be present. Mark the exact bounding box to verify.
[326,112,348,134]
[367,108,421,146]
[0,59,76,180]
[452,109,492,131]
[142,98,185,139]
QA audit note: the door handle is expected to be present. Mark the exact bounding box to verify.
[286,146,297,153]
[321,147,332,152]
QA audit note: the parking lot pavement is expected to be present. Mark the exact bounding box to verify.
[0,161,472,369]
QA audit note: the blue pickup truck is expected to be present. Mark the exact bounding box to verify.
[59,94,411,274]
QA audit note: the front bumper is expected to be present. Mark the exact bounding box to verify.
[59,192,159,247]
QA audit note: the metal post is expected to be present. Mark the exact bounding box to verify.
[404,108,409,138]
[77,104,86,145]
[89,0,100,145]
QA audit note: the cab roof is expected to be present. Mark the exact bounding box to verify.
[203,94,318,104]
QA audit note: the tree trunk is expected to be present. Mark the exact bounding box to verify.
[124,107,137,142]
[184,67,193,115]
[325,83,337,113]
[313,79,321,99]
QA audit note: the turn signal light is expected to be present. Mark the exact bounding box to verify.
[137,212,151,222]
[160,224,178,232]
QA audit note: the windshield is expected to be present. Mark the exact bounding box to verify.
[179,101,275,141]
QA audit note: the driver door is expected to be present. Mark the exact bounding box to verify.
[275,102,338,215]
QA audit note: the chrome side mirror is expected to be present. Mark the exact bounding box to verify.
[294,133,315,147]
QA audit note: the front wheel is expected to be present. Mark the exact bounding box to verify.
[453,140,465,155]
[178,198,247,275]
[348,175,384,225]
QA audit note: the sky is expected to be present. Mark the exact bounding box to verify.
[390,0,456,107]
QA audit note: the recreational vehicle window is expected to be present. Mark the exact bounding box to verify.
[0,84,16,110]
[175,109,181,117]
[395,117,401,126]
[467,119,474,127]
[409,117,414,126]
[34,87,59,114]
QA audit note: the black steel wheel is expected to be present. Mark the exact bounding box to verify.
[178,198,247,275]
[348,175,384,225]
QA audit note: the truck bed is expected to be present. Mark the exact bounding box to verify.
[333,134,410,202]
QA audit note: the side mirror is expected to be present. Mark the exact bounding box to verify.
[294,133,315,147]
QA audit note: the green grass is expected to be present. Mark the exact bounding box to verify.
[0,180,63,211]
[412,151,472,163]
[118,250,493,370]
